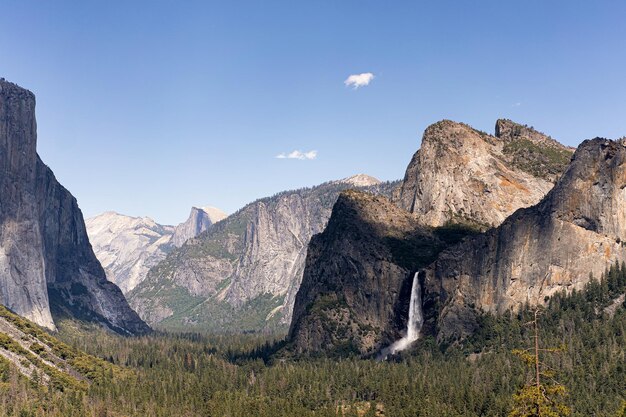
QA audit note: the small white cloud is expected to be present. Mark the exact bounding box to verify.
[512,102,522,107]
[275,150,318,160]
[344,72,375,89]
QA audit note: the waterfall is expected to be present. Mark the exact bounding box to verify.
[378,272,423,359]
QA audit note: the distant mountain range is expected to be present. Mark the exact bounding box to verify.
[126,175,398,333]
[86,206,226,293]
[1,77,623,367]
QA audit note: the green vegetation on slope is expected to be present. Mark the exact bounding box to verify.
[129,180,401,334]
[0,263,622,416]
[159,292,288,334]
[502,137,573,181]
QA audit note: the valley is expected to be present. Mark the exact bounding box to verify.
[1,2,625,412]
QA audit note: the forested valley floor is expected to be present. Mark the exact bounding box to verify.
[0,265,625,417]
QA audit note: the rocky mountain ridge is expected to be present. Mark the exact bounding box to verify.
[0,78,148,334]
[395,119,573,229]
[128,177,399,332]
[86,206,226,294]
[422,137,626,340]
[288,119,583,356]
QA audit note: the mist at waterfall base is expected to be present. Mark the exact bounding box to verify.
[378,273,424,360]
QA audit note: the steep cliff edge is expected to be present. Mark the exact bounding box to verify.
[171,206,227,248]
[288,119,577,356]
[85,212,175,293]
[422,138,626,340]
[396,120,573,228]
[86,206,226,294]
[0,79,148,334]
[129,178,398,332]
[288,191,445,356]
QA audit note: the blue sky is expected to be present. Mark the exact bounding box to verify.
[1,1,626,225]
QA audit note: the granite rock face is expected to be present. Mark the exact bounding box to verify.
[0,79,148,334]
[129,178,398,332]
[396,120,573,228]
[171,206,227,248]
[288,191,444,356]
[0,79,52,329]
[288,119,579,356]
[422,138,626,340]
[86,206,226,294]
[85,212,175,293]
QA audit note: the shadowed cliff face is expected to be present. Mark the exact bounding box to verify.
[288,119,584,356]
[422,138,626,341]
[0,79,149,335]
[396,120,573,229]
[171,206,227,248]
[288,191,445,357]
[128,178,398,333]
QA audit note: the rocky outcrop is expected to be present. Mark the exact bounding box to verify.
[0,79,148,334]
[422,138,626,340]
[86,206,226,294]
[171,206,226,247]
[288,191,444,356]
[128,177,399,332]
[86,212,175,293]
[288,119,578,356]
[0,79,51,329]
[333,174,381,188]
[496,119,576,182]
[396,120,573,228]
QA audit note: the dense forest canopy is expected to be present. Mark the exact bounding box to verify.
[0,264,623,416]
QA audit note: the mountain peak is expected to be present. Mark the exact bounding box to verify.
[171,205,226,247]
[422,136,626,341]
[191,206,228,223]
[495,118,575,150]
[337,174,381,187]
[397,119,556,228]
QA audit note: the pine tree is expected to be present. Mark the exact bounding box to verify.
[509,309,570,417]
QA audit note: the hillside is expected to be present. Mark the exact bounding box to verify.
[0,303,130,412]
[4,270,623,416]
[129,178,399,333]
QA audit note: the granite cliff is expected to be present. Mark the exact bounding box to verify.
[86,206,226,294]
[288,119,578,356]
[288,191,445,356]
[0,79,148,334]
[171,206,227,247]
[129,176,399,332]
[422,138,626,340]
[396,119,573,228]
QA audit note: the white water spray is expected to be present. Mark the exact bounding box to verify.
[378,272,423,359]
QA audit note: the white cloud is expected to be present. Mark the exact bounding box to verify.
[512,102,522,107]
[344,72,374,89]
[275,150,318,160]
